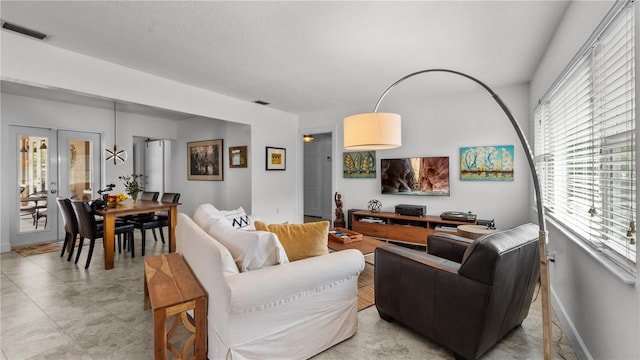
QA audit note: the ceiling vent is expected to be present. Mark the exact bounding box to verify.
[253,100,270,106]
[2,21,47,40]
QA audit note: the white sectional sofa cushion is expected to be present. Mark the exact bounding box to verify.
[177,212,365,360]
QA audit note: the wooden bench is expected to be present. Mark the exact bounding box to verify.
[144,253,207,360]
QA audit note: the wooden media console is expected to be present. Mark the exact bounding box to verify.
[351,210,475,245]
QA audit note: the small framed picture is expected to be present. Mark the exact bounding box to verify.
[266,146,286,171]
[229,146,248,168]
[187,139,223,181]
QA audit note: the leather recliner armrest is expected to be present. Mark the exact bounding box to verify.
[376,245,461,275]
[427,233,474,263]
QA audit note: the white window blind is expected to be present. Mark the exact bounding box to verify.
[535,1,636,269]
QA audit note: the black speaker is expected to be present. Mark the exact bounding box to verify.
[347,209,363,230]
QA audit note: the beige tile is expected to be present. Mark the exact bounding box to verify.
[0,233,576,360]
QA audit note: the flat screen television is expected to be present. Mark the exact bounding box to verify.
[381,157,450,196]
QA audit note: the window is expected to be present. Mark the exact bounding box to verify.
[535,1,636,270]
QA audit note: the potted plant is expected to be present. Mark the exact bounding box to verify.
[118,174,144,202]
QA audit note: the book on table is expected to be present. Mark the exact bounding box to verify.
[329,228,363,243]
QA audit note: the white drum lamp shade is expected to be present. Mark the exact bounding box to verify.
[343,112,402,150]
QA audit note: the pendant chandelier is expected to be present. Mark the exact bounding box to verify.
[104,102,127,165]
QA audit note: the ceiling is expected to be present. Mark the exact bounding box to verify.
[1,1,570,117]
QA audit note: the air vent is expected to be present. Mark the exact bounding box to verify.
[253,100,270,106]
[2,22,47,40]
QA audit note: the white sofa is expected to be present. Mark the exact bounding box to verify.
[176,208,365,360]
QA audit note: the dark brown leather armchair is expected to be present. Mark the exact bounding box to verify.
[375,223,540,360]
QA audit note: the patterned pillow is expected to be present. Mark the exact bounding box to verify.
[220,207,250,229]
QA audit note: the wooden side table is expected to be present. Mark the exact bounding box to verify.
[144,253,207,360]
[457,224,496,240]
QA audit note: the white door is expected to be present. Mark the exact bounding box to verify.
[304,139,323,217]
[145,139,165,193]
[9,126,101,247]
[10,126,58,246]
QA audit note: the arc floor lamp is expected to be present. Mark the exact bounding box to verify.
[344,68,552,360]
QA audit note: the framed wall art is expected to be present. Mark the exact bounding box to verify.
[381,156,450,196]
[460,145,514,181]
[187,139,223,181]
[343,151,376,178]
[266,146,286,170]
[229,145,248,168]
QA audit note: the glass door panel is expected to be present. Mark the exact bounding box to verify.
[18,135,50,232]
[58,130,101,201]
[68,139,94,200]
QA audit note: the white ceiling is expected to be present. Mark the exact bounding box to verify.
[1,1,570,116]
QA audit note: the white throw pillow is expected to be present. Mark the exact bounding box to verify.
[193,204,229,230]
[192,204,288,272]
[220,207,250,229]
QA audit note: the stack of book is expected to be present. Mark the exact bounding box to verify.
[358,217,386,224]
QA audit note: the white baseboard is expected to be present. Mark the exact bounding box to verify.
[551,287,591,360]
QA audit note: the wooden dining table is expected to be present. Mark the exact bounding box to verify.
[94,199,181,270]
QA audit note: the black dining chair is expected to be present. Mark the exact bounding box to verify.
[124,191,160,254]
[122,191,159,222]
[126,192,180,256]
[139,191,159,202]
[156,192,181,244]
[57,198,79,261]
[71,200,135,269]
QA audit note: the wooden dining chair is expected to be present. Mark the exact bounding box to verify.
[71,200,135,269]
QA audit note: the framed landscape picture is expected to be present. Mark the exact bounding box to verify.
[187,139,223,181]
[266,146,286,170]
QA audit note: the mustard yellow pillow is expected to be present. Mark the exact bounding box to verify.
[254,220,329,261]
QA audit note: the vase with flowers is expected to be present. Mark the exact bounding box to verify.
[118,174,144,203]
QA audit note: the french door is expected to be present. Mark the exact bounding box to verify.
[9,126,101,247]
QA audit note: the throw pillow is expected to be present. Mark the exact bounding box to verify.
[193,204,230,230]
[254,220,330,261]
[220,207,250,229]
[193,204,288,272]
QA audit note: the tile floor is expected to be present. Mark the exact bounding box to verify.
[1,234,577,360]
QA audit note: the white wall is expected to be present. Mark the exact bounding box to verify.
[530,1,639,359]
[300,81,533,230]
[1,30,299,251]
[221,122,252,214]
[172,116,252,217]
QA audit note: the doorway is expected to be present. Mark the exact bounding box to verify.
[9,126,101,247]
[132,137,173,194]
[303,132,332,222]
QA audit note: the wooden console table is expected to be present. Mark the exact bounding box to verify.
[144,253,207,360]
[351,210,476,245]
